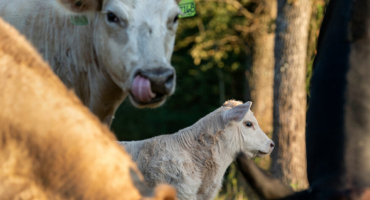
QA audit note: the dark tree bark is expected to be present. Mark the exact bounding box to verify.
[271,0,312,189]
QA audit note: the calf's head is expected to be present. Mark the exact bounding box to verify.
[57,0,180,108]
[221,100,274,158]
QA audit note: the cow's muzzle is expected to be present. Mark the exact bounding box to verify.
[139,68,175,95]
[129,67,175,107]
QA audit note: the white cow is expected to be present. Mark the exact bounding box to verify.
[0,0,181,125]
[119,100,275,200]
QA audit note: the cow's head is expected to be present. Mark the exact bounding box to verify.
[57,0,180,108]
[222,100,275,158]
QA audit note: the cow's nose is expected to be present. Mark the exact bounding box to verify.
[140,68,175,95]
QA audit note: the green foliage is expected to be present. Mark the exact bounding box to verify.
[178,0,247,68]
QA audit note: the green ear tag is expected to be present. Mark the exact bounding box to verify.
[179,0,196,18]
[70,16,88,26]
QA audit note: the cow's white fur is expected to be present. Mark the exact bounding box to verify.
[119,100,274,200]
[0,0,180,125]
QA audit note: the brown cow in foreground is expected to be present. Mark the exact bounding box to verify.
[0,17,176,200]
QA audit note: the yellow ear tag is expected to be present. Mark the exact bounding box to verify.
[70,16,88,26]
[179,0,196,18]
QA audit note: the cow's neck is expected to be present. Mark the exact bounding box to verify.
[25,10,125,126]
[57,58,125,126]
[86,65,126,126]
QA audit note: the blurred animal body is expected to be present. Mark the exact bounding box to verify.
[0,16,176,200]
[119,100,274,200]
[0,0,181,126]
[236,153,294,199]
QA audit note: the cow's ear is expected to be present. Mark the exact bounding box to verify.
[56,0,102,13]
[224,101,252,123]
[175,0,181,4]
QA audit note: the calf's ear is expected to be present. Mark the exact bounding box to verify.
[55,0,102,13]
[224,101,252,123]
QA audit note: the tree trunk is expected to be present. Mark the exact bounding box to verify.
[247,0,277,135]
[271,0,311,190]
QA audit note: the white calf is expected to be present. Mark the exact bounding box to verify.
[119,100,274,200]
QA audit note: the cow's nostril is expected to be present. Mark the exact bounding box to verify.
[165,72,174,88]
[166,73,174,84]
[270,142,275,148]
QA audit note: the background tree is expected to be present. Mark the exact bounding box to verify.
[245,0,276,136]
[271,0,312,190]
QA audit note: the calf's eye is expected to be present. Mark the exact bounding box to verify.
[245,122,253,127]
[107,12,119,23]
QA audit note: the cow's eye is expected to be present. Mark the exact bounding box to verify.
[107,12,119,23]
[173,15,179,23]
[245,122,253,127]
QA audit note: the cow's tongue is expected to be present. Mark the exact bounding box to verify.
[131,75,156,103]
